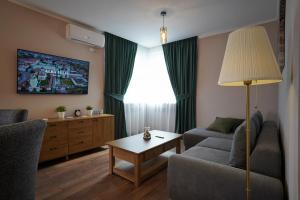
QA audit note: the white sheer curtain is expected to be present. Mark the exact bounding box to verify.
[124,46,176,136]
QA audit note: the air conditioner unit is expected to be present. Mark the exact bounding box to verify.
[66,24,105,48]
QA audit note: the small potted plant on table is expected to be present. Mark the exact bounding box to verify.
[56,106,66,119]
[86,106,93,117]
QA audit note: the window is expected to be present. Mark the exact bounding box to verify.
[124,46,176,104]
[124,46,176,135]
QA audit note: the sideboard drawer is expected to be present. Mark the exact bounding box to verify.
[43,130,68,146]
[69,127,92,140]
[47,122,67,130]
[40,144,68,161]
[68,119,92,129]
[69,137,93,154]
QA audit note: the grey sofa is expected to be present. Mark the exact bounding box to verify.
[0,109,28,125]
[168,112,283,200]
[0,120,46,200]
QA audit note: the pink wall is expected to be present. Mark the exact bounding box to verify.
[0,1,104,119]
[196,21,279,127]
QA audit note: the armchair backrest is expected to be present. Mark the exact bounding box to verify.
[0,109,28,125]
[0,120,46,200]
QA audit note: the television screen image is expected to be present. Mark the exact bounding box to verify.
[17,49,89,94]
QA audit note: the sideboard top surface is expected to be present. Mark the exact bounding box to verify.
[46,114,114,123]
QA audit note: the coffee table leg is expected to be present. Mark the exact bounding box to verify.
[108,145,115,174]
[176,139,181,154]
[134,154,141,187]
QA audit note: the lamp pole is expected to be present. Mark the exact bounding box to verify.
[244,80,252,200]
[219,26,282,200]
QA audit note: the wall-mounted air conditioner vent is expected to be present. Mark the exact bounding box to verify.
[66,24,105,48]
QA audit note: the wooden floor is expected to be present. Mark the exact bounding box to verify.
[36,148,169,200]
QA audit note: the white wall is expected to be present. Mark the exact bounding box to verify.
[278,0,300,199]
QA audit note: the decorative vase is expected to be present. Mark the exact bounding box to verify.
[57,112,65,119]
[143,127,151,140]
[87,110,93,117]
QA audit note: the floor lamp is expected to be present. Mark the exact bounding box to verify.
[218,26,282,200]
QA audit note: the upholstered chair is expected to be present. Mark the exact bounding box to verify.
[0,120,46,200]
[0,109,28,125]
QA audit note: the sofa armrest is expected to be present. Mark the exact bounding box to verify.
[168,155,283,200]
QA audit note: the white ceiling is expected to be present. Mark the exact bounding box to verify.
[14,0,279,47]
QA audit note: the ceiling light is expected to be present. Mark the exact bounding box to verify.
[160,11,167,44]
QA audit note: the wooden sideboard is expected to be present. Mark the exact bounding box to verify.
[39,114,114,162]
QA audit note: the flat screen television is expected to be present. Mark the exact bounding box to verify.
[17,49,89,94]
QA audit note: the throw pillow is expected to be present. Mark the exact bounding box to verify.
[231,118,245,132]
[228,122,246,168]
[254,110,264,134]
[229,116,258,168]
[207,117,244,134]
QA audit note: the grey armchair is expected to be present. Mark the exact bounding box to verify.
[0,120,46,200]
[0,109,28,125]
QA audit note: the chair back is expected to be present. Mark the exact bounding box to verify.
[0,109,28,125]
[0,120,46,200]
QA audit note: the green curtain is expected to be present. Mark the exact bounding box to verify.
[104,32,137,139]
[162,37,197,134]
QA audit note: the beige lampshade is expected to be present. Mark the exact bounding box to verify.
[218,26,282,86]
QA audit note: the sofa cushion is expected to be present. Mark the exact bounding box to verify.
[251,121,282,179]
[184,128,234,150]
[252,111,261,136]
[255,110,264,136]
[207,117,244,133]
[183,146,230,165]
[228,115,258,168]
[197,137,232,152]
[256,110,263,125]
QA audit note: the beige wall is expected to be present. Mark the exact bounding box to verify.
[278,0,300,199]
[0,2,281,129]
[196,21,279,127]
[0,1,104,119]
[2,0,299,198]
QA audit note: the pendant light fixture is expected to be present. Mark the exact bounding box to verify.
[160,11,167,44]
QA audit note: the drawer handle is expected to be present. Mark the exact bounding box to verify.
[77,131,84,134]
[49,124,57,127]
[77,141,84,145]
[49,147,57,151]
[50,136,57,139]
[79,121,84,123]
